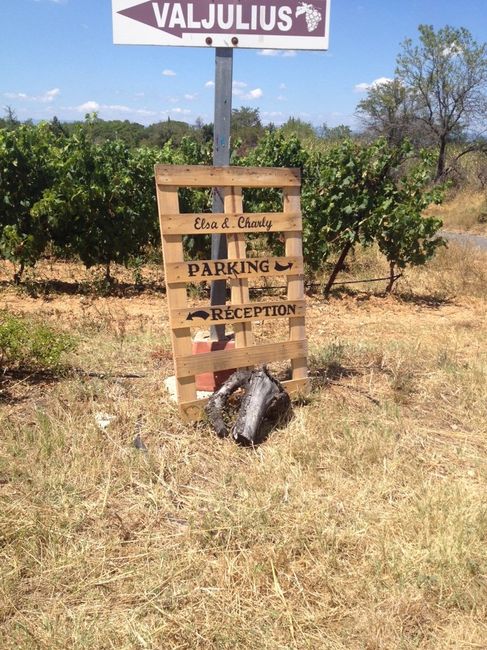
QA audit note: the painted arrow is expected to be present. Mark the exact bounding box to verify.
[186,310,210,321]
[274,261,294,272]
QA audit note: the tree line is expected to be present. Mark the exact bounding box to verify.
[4,23,485,290]
[0,114,444,293]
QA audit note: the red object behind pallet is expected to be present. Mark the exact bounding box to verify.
[192,339,236,392]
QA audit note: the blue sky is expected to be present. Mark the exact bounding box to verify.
[1,0,486,128]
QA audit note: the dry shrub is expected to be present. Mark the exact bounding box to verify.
[425,190,487,234]
[403,241,487,301]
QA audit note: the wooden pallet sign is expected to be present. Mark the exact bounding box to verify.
[155,165,309,422]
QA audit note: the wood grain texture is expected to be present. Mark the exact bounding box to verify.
[156,186,197,404]
[225,188,254,349]
[171,300,306,329]
[155,165,301,188]
[284,187,308,386]
[175,340,308,378]
[159,212,302,235]
[156,166,308,422]
[165,256,302,283]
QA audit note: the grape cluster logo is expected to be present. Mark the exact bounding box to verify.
[296,2,323,33]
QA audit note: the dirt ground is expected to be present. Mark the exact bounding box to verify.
[1,251,487,649]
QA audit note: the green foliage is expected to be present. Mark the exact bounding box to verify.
[243,130,308,213]
[231,107,264,153]
[376,151,446,273]
[280,117,317,142]
[0,123,61,278]
[0,311,76,372]
[241,131,309,255]
[143,118,198,148]
[0,117,445,289]
[299,139,444,280]
[32,128,161,275]
[319,124,353,142]
[357,79,418,146]
[302,138,404,269]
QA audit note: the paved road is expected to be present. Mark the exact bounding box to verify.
[441,231,487,251]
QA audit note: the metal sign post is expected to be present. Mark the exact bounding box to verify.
[210,47,233,341]
[112,0,332,340]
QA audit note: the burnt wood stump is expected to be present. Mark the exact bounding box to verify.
[205,366,291,445]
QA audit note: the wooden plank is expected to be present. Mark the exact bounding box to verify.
[156,185,197,405]
[171,300,306,329]
[175,340,308,378]
[155,165,301,188]
[159,212,302,235]
[166,256,302,284]
[284,187,308,386]
[179,378,311,422]
[225,188,254,349]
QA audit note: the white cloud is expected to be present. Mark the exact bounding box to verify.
[184,93,197,101]
[248,88,263,99]
[262,111,284,118]
[234,86,263,100]
[43,88,60,102]
[77,100,100,112]
[74,101,157,118]
[204,80,215,88]
[162,69,177,77]
[232,81,258,99]
[4,88,60,103]
[163,107,192,115]
[354,77,393,93]
[258,49,297,58]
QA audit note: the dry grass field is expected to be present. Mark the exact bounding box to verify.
[1,241,487,649]
[426,190,487,234]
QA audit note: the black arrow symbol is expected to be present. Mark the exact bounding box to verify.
[274,261,294,272]
[186,310,210,321]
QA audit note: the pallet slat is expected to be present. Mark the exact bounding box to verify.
[159,212,302,235]
[175,340,308,378]
[171,300,306,329]
[284,187,308,385]
[166,256,303,283]
[155,165,301,188]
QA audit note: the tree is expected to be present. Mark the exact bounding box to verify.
[300,138,444,294]
[231,107,264,152]
[0,123,61,281]
[1,106,20,131]
[356,79,419,146]
[143,118,194,148]
[375,151,445,292]
[33,128,168,279]
[280,117,317,142]
[319,123,353,142]
[396,25,487,179]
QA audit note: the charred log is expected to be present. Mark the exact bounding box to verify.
[205,366,291,445]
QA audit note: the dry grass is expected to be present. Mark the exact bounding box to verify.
[1,245,487,649]
[425,190,487,234]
